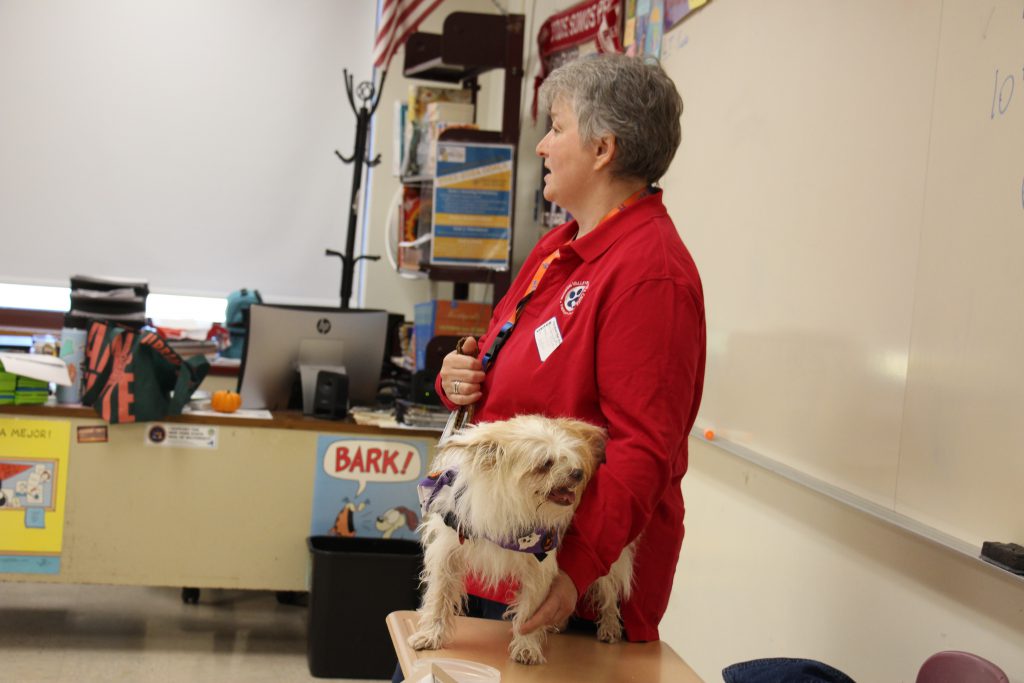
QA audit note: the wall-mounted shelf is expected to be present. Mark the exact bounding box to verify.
[402,11,524,304]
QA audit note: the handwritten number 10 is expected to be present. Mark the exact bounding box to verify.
[990,68,1018,118]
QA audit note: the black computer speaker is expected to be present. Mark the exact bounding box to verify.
[313,370,349,420]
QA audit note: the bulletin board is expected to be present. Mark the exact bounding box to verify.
[660,0,1024,551]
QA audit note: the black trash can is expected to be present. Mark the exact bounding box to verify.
[307,536,422,679]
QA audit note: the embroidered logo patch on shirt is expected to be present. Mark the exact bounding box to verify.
[560,281,589,315]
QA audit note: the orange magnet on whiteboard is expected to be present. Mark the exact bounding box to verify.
[703,429,715,440]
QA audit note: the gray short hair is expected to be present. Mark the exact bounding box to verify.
[538,54,683,185]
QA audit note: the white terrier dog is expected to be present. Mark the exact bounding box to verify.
[408,414,635,665]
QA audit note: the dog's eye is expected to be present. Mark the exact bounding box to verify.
[542,458,554,470]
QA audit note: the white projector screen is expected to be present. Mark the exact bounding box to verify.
[0,0,376,305]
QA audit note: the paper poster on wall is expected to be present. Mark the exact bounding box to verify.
[532,0,623,121]
[431,142,514,270]
[0,419,70,574]
[633,0,665,58]
[665,0,708,30]
[310,436,429,541]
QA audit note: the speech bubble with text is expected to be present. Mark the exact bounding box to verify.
[321,439,423,496]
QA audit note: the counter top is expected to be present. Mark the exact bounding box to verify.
[0,403,441,437]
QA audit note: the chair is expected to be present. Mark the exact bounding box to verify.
[916,650,1009,683]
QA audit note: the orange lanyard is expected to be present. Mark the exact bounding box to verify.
[481,186,652,370]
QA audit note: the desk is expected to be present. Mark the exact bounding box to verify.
[386,611,705,683]
[0,404,437,590]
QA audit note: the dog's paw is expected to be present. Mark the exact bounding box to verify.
[407,628,443,651]
[596,622,623,644]
[509,639,546,665]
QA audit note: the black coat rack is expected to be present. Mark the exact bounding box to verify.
[327,69,387,310]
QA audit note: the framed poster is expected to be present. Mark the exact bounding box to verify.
[431,141,515,270]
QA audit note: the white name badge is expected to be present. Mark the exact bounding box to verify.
[534,317,563,362]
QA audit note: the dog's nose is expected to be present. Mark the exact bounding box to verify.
[570,468,584,482]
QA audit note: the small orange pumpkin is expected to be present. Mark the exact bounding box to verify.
[211,390,242,413]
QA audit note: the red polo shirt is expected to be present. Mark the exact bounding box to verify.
[437,190,705,641]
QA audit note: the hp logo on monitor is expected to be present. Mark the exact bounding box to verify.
[316,318,332,334]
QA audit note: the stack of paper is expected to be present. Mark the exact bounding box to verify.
[0,353,71,386]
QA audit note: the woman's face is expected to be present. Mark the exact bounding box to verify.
[536,97,597,212]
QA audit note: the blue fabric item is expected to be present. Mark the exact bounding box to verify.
[722,658,857,683]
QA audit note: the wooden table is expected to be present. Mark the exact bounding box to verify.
[387,610,705,682]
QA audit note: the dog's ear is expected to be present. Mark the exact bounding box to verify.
[572,421,607,467]
[470,439,504,470]
[445,427,505,471]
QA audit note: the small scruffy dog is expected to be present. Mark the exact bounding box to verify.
[409,414,635,665]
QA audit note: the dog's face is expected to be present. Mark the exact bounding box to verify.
[439,415,606,528]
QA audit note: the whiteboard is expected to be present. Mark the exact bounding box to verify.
[660,0,1023,549]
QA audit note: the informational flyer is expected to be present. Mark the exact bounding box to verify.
[310,435,429,542]
[0,419,70,574]
[665,0,709,30]
[431,142,514,270]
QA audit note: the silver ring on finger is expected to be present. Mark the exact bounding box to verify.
[452,379,461,396]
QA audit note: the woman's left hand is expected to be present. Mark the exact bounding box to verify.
[519,570,578,635]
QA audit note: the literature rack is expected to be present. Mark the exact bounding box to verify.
[402,11,525,305]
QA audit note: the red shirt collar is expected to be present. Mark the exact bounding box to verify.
[553,189,667,264]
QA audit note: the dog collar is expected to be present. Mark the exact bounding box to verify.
[418,468,561,561]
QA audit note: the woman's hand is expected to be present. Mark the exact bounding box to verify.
[519,570,578,635]
[439,336,485,405]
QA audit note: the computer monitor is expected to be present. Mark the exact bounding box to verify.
[237,304,390,410]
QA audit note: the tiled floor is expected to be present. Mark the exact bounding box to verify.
[0,581,390,682]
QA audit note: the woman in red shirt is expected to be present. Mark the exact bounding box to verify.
[438,53,705,645]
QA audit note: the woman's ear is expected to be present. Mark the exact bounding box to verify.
[592,133,617,172]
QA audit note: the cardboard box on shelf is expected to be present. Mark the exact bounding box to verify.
[413,300,492,372]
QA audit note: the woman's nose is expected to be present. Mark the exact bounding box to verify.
[536,132,549,157]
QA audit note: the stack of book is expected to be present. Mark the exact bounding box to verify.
[69,274,149,327]
[14,376,48,405]
[0,370,15,405]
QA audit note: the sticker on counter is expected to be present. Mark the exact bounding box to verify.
[144,424,218,449]
[77,425,108,443]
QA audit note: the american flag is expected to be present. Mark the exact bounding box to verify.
[373,0,446,71]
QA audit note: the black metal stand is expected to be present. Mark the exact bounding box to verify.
[328,69,387,309]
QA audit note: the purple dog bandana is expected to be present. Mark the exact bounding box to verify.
[418,468,561,561]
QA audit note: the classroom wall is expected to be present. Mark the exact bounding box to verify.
[666,439,1024,682]
[653,0,1024,679]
